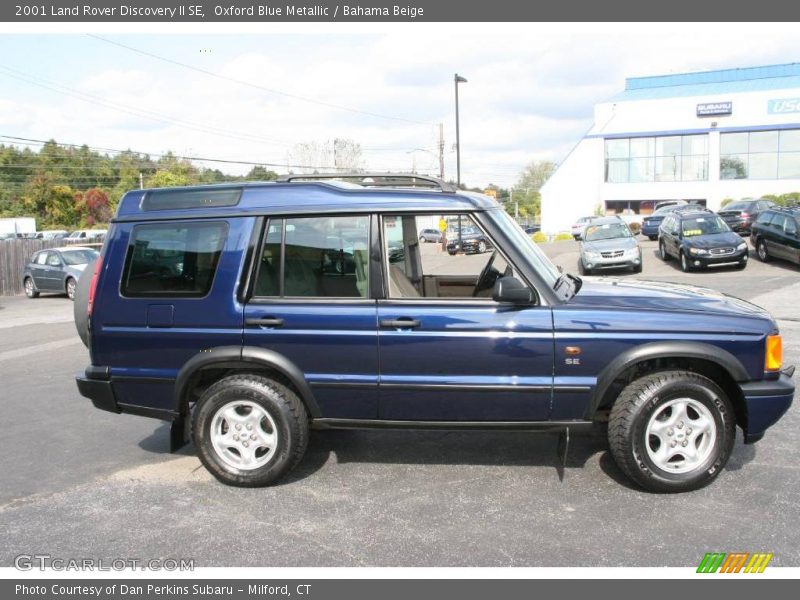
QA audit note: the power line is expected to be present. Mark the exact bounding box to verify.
[0,66,294,148]
[0,134,425,173]
[87,34,432,127]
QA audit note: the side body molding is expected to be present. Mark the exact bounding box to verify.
[174,345,321,418]
[587,341,751,418]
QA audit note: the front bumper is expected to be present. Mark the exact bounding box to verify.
[723,219,752,233]
[739,371,795,443]
[447,241,483,253]
[690,248,748,266]
[582,253,641,271]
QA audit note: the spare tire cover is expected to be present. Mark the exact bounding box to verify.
[73,258,95,348]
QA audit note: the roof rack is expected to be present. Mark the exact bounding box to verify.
[276,172,457,193]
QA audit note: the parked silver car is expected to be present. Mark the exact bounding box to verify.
[578,217,642,275]
[418,228,443,243]
[22,247,99,300]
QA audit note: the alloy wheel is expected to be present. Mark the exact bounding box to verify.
[645,398,717,474]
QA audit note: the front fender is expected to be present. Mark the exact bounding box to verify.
[587,340,750,418]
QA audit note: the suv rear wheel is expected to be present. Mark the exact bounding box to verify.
[192,374,309,487]
[608,370,735,493]
[756,239,770,262]
[659,240,670,261]
[24,277,39,298]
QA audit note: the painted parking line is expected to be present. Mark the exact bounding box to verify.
[0,337,81,363]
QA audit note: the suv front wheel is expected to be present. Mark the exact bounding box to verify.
[608,370,735,493]
[192,374,309,487]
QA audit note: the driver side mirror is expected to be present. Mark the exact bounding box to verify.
[492,276,533,304]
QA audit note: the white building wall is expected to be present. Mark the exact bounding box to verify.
[541,81,800,234]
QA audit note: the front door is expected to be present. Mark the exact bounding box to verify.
[376,213,554,421]
[243,215,379,420]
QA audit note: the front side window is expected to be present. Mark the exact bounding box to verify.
[382,213,512,300]
[122,222,228,297]
[254,215,370,298]
[34,252,48,265]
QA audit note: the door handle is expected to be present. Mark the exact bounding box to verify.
[379,318,421,329]
[245,317,284,328]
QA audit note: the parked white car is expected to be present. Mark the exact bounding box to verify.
[570,216,600,240]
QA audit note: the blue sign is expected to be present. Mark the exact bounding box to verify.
[768,98,800,114]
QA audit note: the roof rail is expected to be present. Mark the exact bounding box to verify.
[276,172,457,193]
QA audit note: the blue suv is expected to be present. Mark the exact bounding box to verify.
[74,174,794,492]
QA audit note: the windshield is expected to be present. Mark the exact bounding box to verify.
[61,249,99,265]
[584,222,631,241]
[488,209,560,288]
[681,216,730,237]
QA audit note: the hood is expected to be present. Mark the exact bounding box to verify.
[569,277,773,322]
[582,237,638,252]
[682,231,743,249]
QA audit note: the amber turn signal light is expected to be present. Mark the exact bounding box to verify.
[765,335,783,372]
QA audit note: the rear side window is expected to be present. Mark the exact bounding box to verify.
[254,215,370,298]
[756,212,774,225]
[122,222,228,297]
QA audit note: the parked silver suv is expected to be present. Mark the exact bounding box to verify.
[578,217,642,275]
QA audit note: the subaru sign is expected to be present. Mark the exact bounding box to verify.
[697,101,732,116]
[768,98,800,114]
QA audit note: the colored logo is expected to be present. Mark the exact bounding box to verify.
[768,98,800,114]
[697,552,773,573]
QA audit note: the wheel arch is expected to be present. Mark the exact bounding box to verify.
[174,346,321,419]
[588,341,749,426]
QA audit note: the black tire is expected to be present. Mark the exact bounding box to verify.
[680,251,692,272]
[756,239,770,262]
[648,235,658,241]
[448,250,457,256]
[578,260,590,276]
[419,236,426,243]
[736,259,747,270]
[659,241,670,261]
[477,240,487,254]
[633,262,642,274]
[65,277,77,301]
[608,370,736,493]
[73,258,96,348]
[23,277,39,299]
[192,374,309,487]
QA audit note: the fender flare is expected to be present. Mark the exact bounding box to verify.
[174,345,321,418]
[586,341,750,418]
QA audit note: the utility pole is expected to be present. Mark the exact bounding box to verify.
[139,172,144,189]
[332,138,338,171]
[454,73,467,187]
[438,122,445,180]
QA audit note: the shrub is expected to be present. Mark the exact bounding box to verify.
[532,231,548,243]
[628,221,642,234]
[554,232,573,241]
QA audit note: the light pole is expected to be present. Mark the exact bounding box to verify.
[454,73,467,187]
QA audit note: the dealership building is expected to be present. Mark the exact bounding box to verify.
[540,63,800,233]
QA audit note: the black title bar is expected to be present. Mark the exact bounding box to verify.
[5,0,800,21]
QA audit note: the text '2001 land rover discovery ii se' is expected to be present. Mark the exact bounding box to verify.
[74,174,794,493]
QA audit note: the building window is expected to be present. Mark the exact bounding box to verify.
[604,134,708,183]
[720,128,800,180]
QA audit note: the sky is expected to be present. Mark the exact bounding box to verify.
[1,25,800,188]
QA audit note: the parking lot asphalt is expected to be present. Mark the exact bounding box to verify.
[0,238,798,567]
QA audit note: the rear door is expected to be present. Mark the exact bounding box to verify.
[29,251,50,289]
[242,215,379,420]
[92,218,248,414]
[767,214,788,259]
